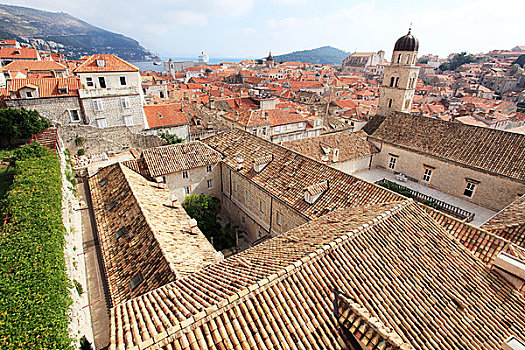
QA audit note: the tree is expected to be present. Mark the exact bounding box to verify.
[514,54,525,68]
[182,194,235,250]
[0,108,50,145]
[158,132,183,145]
[439,52,476,72]
[418,57,429,64]
[509,63,520,76]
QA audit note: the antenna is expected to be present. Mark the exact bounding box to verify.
[408,23,412,34]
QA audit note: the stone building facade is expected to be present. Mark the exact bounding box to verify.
[219,162,309,241]
[370,142,525,211]
[74,54,147,128]
[377,30,420,116]
[366,113,525,212]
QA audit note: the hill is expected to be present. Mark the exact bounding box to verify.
[273,46,348,65]
[0,4,156,61]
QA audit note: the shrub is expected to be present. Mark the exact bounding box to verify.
[0,144,72,349]
[0,108,50,145]
[158,132,183,145]
[182,194,235,250]
[77,148,85,156]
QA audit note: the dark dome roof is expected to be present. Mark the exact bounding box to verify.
[394,30,419,52]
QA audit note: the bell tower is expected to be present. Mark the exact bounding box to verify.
[378,28,420,116]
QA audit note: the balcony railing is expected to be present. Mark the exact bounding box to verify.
[375,179,475,222]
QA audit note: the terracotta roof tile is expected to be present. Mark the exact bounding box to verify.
[143,104,189,129]
[3,60,67,72]
[73,54,138,73]
[88,163,219,305]
[142,142,223,177]
[481,195,525,248]
[369,113,525,182]
[110,200,525,349]
[6,77,81,98]
[203,129,402,219]
[282,130,378,163]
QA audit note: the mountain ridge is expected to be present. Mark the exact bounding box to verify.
[273,46,348,65]
[0,3,156,61]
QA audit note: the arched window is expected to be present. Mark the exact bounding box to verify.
[406,54,411,64]
[388,99,393,108]
[397,54,401,64]
[390,77,395,87]
[404,99,410,109]
[395,77,400,87]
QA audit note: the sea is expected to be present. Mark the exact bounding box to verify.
[132,57,247,72]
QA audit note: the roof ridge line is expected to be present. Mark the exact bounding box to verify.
[118,163,188,279]
[137,200,413,350]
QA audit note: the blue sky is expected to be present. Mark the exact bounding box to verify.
[5,0,525,59]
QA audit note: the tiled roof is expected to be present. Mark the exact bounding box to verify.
[88,163,219,305]
[282,130,378,163]
[142,141,223,177]
[73,54,139,73]
[369,113,525,182]
[481,195,525,248]
[0,47,39,59]
[143,104,189,129]
[223,109,313,128]
[423,206,512,265]
[2,60,67,71]
[203,129,402,219]
[7,77,81,98]
[110,200,525,349]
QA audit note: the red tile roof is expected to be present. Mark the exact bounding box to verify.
[3,60,67,72]
[73,54,138,73]
[0,47,39,60]
[7,77,82,98]
[143,104,189,129]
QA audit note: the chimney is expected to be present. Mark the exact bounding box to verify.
[332,148,339,163]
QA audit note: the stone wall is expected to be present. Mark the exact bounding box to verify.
[164,164,220,202]
[6,96,85,126]
[370,142,525,211]
[59,124,163,156]
[220,163,308,242]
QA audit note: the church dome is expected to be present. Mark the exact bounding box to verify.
[266,52,274,61]
[394,29,419,52]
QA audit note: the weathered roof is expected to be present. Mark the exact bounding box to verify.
[482,195,525,248]
[110,200,525,349]
[88,163,219,305]
[73,54,139,73]
[142,141,223,177]
[203,129,403,219]
[369,113,525,182]
[282,130,378,163]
